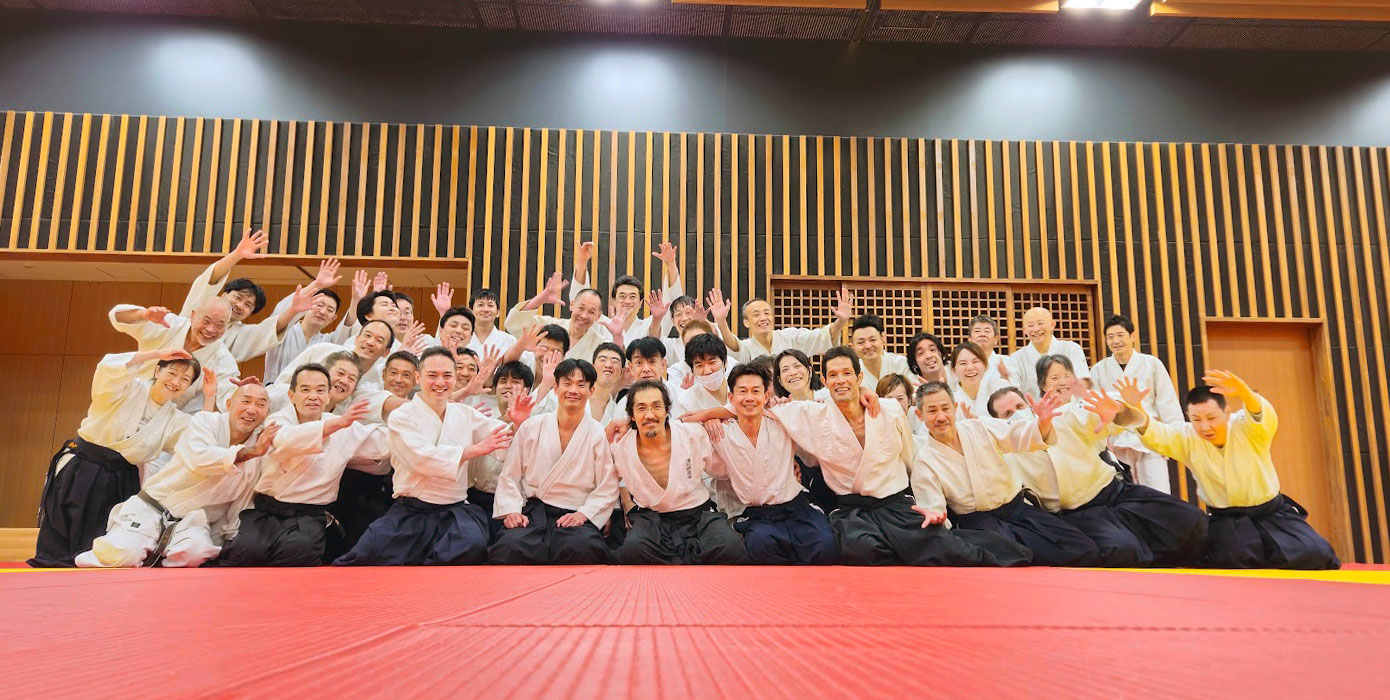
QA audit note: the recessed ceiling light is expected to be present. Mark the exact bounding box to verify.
[1062,0,1143,10]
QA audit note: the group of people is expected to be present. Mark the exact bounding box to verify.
[29,229,1340,570]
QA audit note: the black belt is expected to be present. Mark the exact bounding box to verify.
[836,488,914,510]
[253,492,330,518]
[632,500,718,523]
[397,496,466,513]
[73,438,137,470]
[136,490,180,568]
[741,492,810,521]
[1208,494,1302,519]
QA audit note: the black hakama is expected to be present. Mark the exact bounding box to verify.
[218,493,331,567]
[1060,478,1208,567]
[332,496,490,566]
[951,491,1101,567]
[324,469,395,562]
[487,498,611,565]
[1205,494,1339,570]
[831,490,1033,567]
[796,457,840,516]
[615,501,750,565]
[30,438,141,568]
[465,487,503,540]
[734,492,840,565]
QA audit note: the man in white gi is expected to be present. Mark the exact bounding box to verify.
[1090,313,1183,493]
[505,271,612,362]
[713,286,855,364]
[1009,306,1091,397]
[850,314,913,390]
[569,240,684,340]
[109,297,240,411]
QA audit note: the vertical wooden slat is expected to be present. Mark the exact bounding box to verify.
[41,112,74,251]
[1069,141,1082,281]
[696,133,705,297]
[554,129,568,278]
[851,138,859,276]
[1268,145,1293,315]
[295,121,315,256]
[819,136,828,276]
[1217,145,1239,316]
[660,131,668,249]
[1234,145,1258,315]
[901,138,911,278]
[1166,143,1192,405]
[609,131,618,288]
[1118,143,1137,317]
[6,111,35,248]
[370,123,387,257]
[64,113,92,250]
[518,128,531,299]
[951,138,962,277]
[85,114,113,250]
[969,140,980,279]
[627,131,636,278]
[1150,144,1173,388]
[1019,140,1032,280]
[500,127,515,307]
[222,119,242,249]
[782,135,791,279]
[1372,148,1390,554]
[464,126,478,265]
[0,111,18,246]
[918,138,928,279]
[1037,140,1052,279]
[354,123,371,257]
[537,129,550,289]
[158,116,185,252]
[407,124,424,259]
[26,112,59,249]
[1177,142,1204,503]
[644,131,656,284]
[481,126,496,289]
[730,134,739,314]
[390,123,406,257]
[714,133,723,294]
[201,119,223,252]
[1351,147,1390,556]
[677,133,686,281]
[836,136,845,277]
[1102,142,1121,308]
[934,139,946,277]
[1285,145,1308,316]
[1136,144,1159,350]
[572,129,585,277]
[882,137,893,276]
[242,120,260,241]
[180,118,204,253]
[1086,142,1101,299]
[1251,146,1276,314]
[336,122,350,256]
[278,121,297,255]
[987,141,998,278]
[1003,141,1015,279]
[800,136,810,277]
[1318,145,1372,553]
[746,134,755,301]
[428,125,441,260]
[141,115,166,252]
[868,137,877,276]
[764,135,773,286]
[595,130,605,286]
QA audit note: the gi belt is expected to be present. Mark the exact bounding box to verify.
[136,490,181,568]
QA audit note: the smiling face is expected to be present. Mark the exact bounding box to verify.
[918,388,957,440]
[731,373,768,419]
[671,300,697,332]
[628,353,666,382]
[954,349,985,384]
[630,386,669,439]
[439,315,473,349]
[383,358,416,399]
[593,349,624,387]
[611,283,642,321]
[1041,362,1077,403]
[418,354,456,404]
[495,375,529,411]
[744,300,775,336]
[150,363,197,403]
[394,299,414,334]
[1022,308,1054,345]
[291,369,331,422]
[471,297,498,327]
[455,353,479,386]
[555,368,594,410]
[354,322,393,362]
[915,340,943,374]
[777,355,810,393]
[570,291,603,334]
[220,289,258,323]
[1187,399,1231,445]
[1105,324,1136,358]
[823,356,861,405]
[306,294,338,330]
[969,321,998,354]
[226,384,270,436]
[850,326,885,361]
[190,300,231,347]
[368,296,401,327]
[327,359,362,406]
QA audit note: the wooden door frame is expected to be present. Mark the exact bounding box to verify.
[1201,316,1355,560]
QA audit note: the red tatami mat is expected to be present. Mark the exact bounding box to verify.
[2,566,1387,699]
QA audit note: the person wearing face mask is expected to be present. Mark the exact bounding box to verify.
[912,382,1099,567]
[876,375,922,437]
[606,381,750,565]
[952,342,1013,421]
[676,334,742,516]
[1018,355,1208,567]
[1090,314,1183,494]
[664,319,739,388]
[109,297,241,412]
[179,229,340,363]
[570,241,685,340]
[1009,307,1092,398]
[1118,372,1338,569]
[907,332,953,389]
[505,271,613,362]
[76,383,280,568]
[850,315,913,390]
[773,349,830,401]
[264,288,343,381]
[489,359,619,565]
[335,347,534,566]
[218,364,388,567]
[30,349,213,567]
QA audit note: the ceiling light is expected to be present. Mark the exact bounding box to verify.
[1062,0,1143,9]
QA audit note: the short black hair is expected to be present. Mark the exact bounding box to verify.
[670,294,697,311]
[625,380,672,427]
[419,346,455,368]
[850,314,885,337]
[969,314,1000,335]
[610,274,643,299]
[907,332,947,376]
[155,355,202,383]
[392,291,415,307]
[914,381,953,408]
[554,358,597,387]
[1185,385,1227,410]
[822,346,861,375]
[456,347,478,361]
[1104,313,1136,335]
[986,386,1028,418]
[441,306,476,330]
[594,342,626,365]
[574,288,604,307]
[626,337,667,362]
[357,290,398,326]
[493,361,535,389]
[359,319,397,347]
[1035,354,1075,390]
[540,323,571,353]
[322,350,360,371]
[470,288,499,305]
[313,288,341,308]
[384,350,419,369]
[684,333,728,366]
[290,362,331,390]
[727,362,772,392]
[773,349,824,397]
[221,278,267,315]
[875,374,913,400]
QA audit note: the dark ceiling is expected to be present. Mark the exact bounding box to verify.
[3,0,1390,51]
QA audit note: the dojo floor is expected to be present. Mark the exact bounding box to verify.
[2,564,1388,698]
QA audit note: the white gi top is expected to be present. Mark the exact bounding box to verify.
[274,342,383,387]
[1140,394,1280,509]
[707,415,805,508]
[953,374,1015,421]
[141,411,265,535]
[1091,352,1183,458]
[493,412,620,527]
[504,304,613,362]
[568,268,684,342]
[180,262,292,363]
[253,407,391,506]
[767,399,915,499]
[109,305,239,412]
[610,421,717,513]
[912,417,1046,515]
[732,325,835,364]
[1009,337,1092,398]
[387,396,510,505]
[72,352,192,476]
[1033,399,1139,510]
[859,352,914,391]
[467,328,518,355]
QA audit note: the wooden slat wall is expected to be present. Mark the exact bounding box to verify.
[1,110,1387,563]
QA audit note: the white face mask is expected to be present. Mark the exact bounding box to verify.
[694,368,727,392]
[1008,408,1035,424]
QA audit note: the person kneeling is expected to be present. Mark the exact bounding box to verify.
[488,359,617,565]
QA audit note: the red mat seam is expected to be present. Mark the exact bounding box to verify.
[191,567,607,700]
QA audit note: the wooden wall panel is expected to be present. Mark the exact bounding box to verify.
[1,109,1388,562]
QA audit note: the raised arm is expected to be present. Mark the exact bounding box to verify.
[181,229,267,316]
